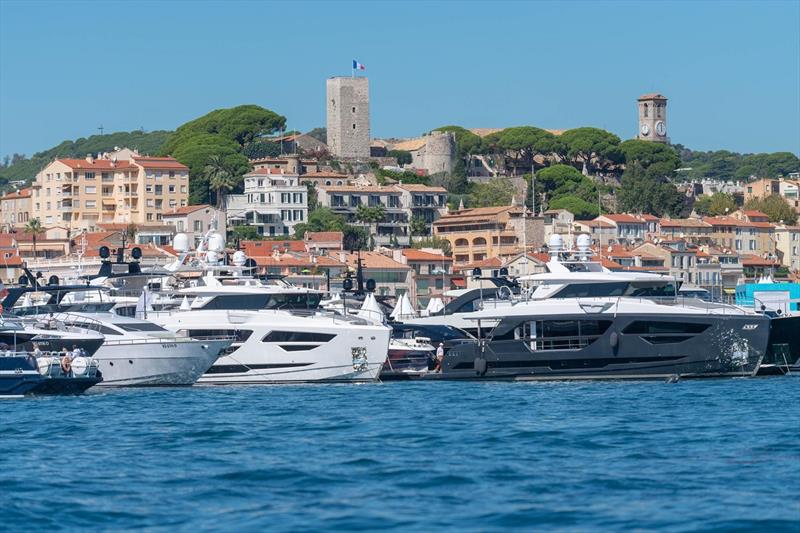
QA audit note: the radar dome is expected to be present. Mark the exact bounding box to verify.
[548,234,563,251]
[205,251,220,264]
[173,233,191,253]
[207,232,225,253]
[576,234,591,249]
[232,250,247,266]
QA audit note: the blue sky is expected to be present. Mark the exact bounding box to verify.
[1,0,798,159]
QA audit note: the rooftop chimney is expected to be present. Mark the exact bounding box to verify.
[86,154,94,164]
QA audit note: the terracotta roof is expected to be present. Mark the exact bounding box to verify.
[578,220,615,228]
[703,216,751,227]
[402,249,453,262]
[659,218,712,228]
[340,251,410,270]
[131,156,188,170]
[0,234,16,248]
[398,184,447,193]
[245,168,298,177]
[301,171,349,179]
[638,93,667,100]
[242,240,306,254]
[458,257,503,271]
[304,231,343,243]
[162,205,214,217]
[251,252,345,268]
[437,206,518,221]
[743,210,768,218]
[600,214,647,224]
[0,252,23,267]
[56,158,136,171]
[639,214,659,222]
[741,254,779,267]
[390,138,427,152]
[0,188,32,200]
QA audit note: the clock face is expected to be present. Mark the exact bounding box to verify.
[640,123,650,136]
[655,121,666,136]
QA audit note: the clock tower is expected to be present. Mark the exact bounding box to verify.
[637,93,669,143]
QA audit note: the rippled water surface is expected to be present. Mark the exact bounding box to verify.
[2,378,799,531]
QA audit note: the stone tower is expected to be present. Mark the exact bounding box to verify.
[422,131,457,175]
[637,93,669,143]
[326,77,370,159]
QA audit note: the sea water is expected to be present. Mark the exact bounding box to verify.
[2,379,798,531]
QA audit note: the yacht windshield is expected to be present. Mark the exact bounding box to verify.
[114,322,169,332]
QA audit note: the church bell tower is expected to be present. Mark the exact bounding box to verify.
[637,93,669,143]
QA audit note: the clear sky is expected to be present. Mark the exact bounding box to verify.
[1,0,798,159]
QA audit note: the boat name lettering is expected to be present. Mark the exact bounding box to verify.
[741,324,758,330]
[161,343,178,348]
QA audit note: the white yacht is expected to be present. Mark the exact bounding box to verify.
[134,239,391,384]
[5,281,233,387]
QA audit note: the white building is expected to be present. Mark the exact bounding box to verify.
[225,169,308,237]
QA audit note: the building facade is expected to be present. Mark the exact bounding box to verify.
[225,168,308,237]
[32,150,189,233]
[316,183,447,247]
[774,224,800,271]
[0,187,32,231]
[326,76,370,159]
[161,205,225,247]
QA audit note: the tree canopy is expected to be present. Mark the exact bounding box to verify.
[617,161,683,217]
[159,105,286,204]
[693,192,737,216]
[676,145,800,181]
[559,127,622,172]
[744,195,798,225]
[432,125,484,157]
[482,126,562,172]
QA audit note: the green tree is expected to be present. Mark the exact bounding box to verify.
[410,215,429,236]
[744,195,798,225]
[204,155,237,210]
[388,150,412,166]
[483,126,562,174]
[693,192,737,216]
[230,225,262,243]
[24,218,44,258]
[291,207,346,238]
[355,205,386,249]
[412,236,452,256]
[617,161,683,217]
[467,178,515,207]
[535,164,598,204]
[432,125,484,157]
[548,196,599,220]
[306,127,327,143]
[559,127,622,173]
[242,141,281,159]
[619,139,680,172]
[343,225,369,251]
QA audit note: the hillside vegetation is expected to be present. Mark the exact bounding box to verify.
[0,130,171,187]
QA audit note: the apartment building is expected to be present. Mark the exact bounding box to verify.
[657,218,713,244]
[395,248,453,307]
[432,205,543,265]
[774,224,800,271]
[702,214,776,258]
[0,187,32,231]
[316,183,448,246]
[744,177,800,214]
[225,168,308,237]
[162,204,225,247]
[32,150,189,232]
[595,214,649,244]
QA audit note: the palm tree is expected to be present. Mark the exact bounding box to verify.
[24,218,44,259]
[356,205,386,250]
[204,155,236,210]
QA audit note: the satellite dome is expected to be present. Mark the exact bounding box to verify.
[207,233,225,253]
[232,250,247,266]
[205,251,219,264]
[576,233,591,249]
[173,233,191,253]
[548,234,563,250]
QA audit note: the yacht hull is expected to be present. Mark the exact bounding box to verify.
[0,358,101,396]
[443,313,769,380]
[154,311,391,384]
[92,339,230,386]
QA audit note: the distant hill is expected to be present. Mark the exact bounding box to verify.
[0,129,172,188]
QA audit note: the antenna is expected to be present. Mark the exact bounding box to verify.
[98,124,105,135]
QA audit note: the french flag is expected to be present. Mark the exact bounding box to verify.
[352,59,366,71]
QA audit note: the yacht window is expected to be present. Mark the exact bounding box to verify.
[64,322,123,336]
[626,283,677,297]
[114,322,169,332]
[553,282,628,298]
[623,321,710,335]
[502,319,612,350]
[263,331,336,343]
[184,329,252,342]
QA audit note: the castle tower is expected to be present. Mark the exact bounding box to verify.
[422,131,457,175]
[326,77,370,159]
[637,93,669,143]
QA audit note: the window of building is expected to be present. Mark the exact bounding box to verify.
[85,172,95,180]
[146,199,154,207]
[194,220,203,232]
[146,213,153,221]
[169,171,175,178]
[155,185,163,195]
[180,186,187,193]
[749,240,756,250]
[85,186,96,194]
[352,124,356,130]
[85,200,96,208]
[169,185,176,193]
[177,221,184,232]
